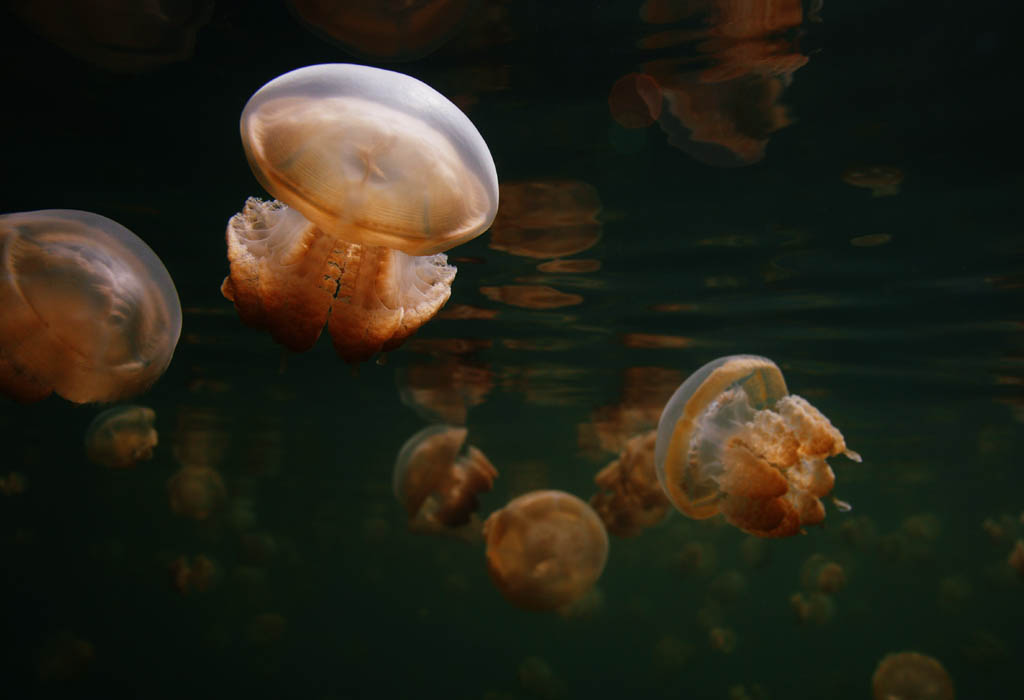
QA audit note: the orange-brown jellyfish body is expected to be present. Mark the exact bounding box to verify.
[288,0,476,62]
[393,425,497,536]
[488,180,602,259]
[222,64,499,363]
[654,355,860,538]
[871,651,955,700]
[590,430,671,537]
[842,166,904,197]
[0,210,181,403]
[608,73,663,128]
[84,405,158,469]
[789,591,834,625]
[167,465,226,520]
[483,490,609,611]
[11,0,212,74]
[580,366,684,457]
[479,285,584,309]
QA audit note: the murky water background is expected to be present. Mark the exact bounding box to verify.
[1,1,1019,698]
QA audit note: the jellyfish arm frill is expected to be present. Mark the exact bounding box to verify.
[222,198,455,363]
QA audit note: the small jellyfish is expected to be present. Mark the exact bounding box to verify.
[654,355,860,538]
[84,405,158,469]
[842,166,904,197]
[169,554,218,594]
[789,591,835,625]
[483,490,609,611]
[590,430,671,537]
[222,64,498,363]
[167,465,226,520]
[393,425,497,537]
[871,651,954,700]
[0,210,181,403]
[800,554,846,593]
[0,471,28,496]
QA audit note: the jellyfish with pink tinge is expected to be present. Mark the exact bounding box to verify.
[654,355,860,538]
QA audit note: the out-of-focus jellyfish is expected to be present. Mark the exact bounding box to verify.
[11,0,212,73]
[842,166,904,197]
[488,180,602,259]
[555,585,605,620]
[0,471,28,496]
[222,64,499,363]
[518,656,568,700]
[393,425,497,537]
[479,284,584,309]
[536,259,602,274]
[654,355,860,538]
[708,626,737,653]
[800,554,846,593]
[676,540,717,577]
[608,73,663,129]
[169,554,218,594]
[620,333,693,349]
[590,430,671,537]
[789,591,835,625]
[167,465,226,520]
[1009,539,1024,578]
[850,233,892,248]
[173,407,230,469]
[871,651,954,700]
[397,355,494,425]
[0,210,181,403]
[288,0,476,62]
[437,303,500,320]
[579,366,684,457]
[84,405,157,469]
[483,490,608,611]
[739,536,770,568]
[709,570,747,604]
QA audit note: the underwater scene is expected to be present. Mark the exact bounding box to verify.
[0,1,1019,699]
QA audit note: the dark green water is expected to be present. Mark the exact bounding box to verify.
[1,1,1020,699]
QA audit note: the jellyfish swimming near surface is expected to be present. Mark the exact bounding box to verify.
[0,209,181,403]
[84,405,158,469]
[483,490,609,611]
[392,424,497,537]
[221,63,499,363]
[654,355,860,538]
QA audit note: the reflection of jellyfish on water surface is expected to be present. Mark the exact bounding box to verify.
[0,210,181,403]
[484,490,608,611]
[222,64,498,363]
[654,355,860,538]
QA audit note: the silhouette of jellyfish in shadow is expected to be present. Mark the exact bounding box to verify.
[654,355,860,538]
[222,63,499,363]
[0,209,181,403]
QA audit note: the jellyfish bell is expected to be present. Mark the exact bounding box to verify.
[871,651,954,700]
[483,490,609,611]
[84,405,158,469]
[0,209,181,403]
[654,355,860,538]
[392,424,497,537]
[224,63,498,363]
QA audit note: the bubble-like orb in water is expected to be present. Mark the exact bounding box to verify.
[654,354,860,538]
[483,490,608,611]
[0,210,181,403]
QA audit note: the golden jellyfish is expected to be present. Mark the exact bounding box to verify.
[479,284,583,309]
[842,165,904,197]
[393,425,497,536]
[1009,539,1024,578]
[0,210,181,403]
[84,405,158,469]
[167,465,226,520]
[222,64,499,363]
[654,355,860,538]
[397,355,494,425]
[590,430,671,537]
[483,490,608,611]
[871,651,954,700]
[789,591,834,625]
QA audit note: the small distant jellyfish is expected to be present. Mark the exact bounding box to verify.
[842,165,904,197]
[393,425,497,537]
[654,355,860,538]
[871,651,954,700]
[84,405,158,469]
[167,465,226,520]
[483,490,609,611]
[590,430,670,537]
[222,63,499,363]
[0,210,181,403]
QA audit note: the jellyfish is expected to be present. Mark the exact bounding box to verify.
[483,490,609,611]
[84,405,158,469]
[0,210,181,403]
[393,425,497,537]
[871,651,954,700]
[222,64,499,363]
[654,355,860,538]
[842,166,904,197]
[590,430,671,537]
[800,553,847,593]
[1009,539,1024,579]
[167,465,226,520]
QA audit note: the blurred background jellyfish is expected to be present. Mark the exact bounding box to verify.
[222,63,499,363]
[392,424,497,538]
[167,464,226,521]
[0,210,181,403]
[654,355,860,538]
[871,651,955,700]
[590,430,671,537]
[84,405,158,469]
[483,490,608,611]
